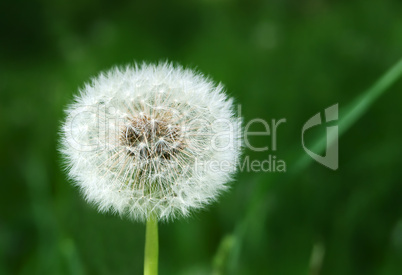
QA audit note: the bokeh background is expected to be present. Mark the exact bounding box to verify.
[2,0,402,274]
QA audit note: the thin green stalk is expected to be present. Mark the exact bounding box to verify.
[295,57,402,171]
[144,215,158,275]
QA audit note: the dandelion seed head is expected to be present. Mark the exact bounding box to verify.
[60,62,242,222]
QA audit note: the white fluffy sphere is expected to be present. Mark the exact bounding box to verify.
[60,62,242,222]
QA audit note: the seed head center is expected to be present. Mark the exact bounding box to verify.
[122,115,184,160]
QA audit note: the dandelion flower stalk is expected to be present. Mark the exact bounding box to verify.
[60,62,242,273]
[144,215,158,275]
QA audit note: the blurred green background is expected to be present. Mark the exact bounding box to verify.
[2,0,402,274]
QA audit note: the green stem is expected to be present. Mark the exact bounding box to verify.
[144,215,158,275]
